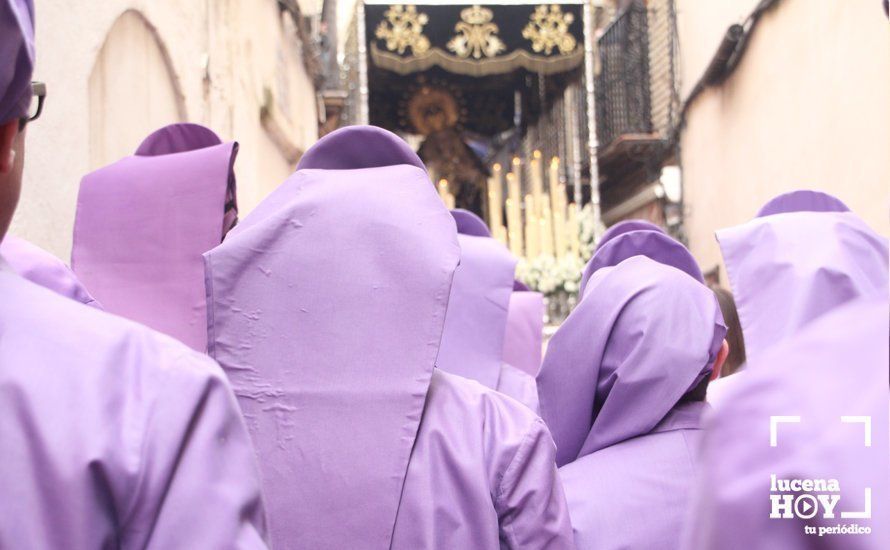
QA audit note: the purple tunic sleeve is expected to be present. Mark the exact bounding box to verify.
[121,353,269,549]
[495,418,573,549]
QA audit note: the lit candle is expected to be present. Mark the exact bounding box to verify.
[512,156,522,195]
[437,178,450,204]
[524,194,539,258]
[549,157,564,219]
[567,203,581,258]
[530,151,545,218]
[505,195,524,258]
[553,194,567,258]
[488,163,504,233]
[540,195,554,257]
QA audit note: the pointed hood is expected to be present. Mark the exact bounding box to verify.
[718,209,887,362]
[538,256,726,467]
[687,298,890,549]
[756,189,850,217]
[204,126,460,548]
[0,0,34,123]
[451,208,493,237]
[502,290,545,377]
[437,210,516,389]
[580,229,704,297]
[71,123,238,351]
[596,219,665,252]
[0,235,99,307]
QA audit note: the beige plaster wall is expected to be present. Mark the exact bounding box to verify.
[676,0,889,277]
[12,0,320,258]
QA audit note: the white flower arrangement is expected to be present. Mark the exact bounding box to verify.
[578,202,605,262]
[516,203,603,299]
[516,254,586,297]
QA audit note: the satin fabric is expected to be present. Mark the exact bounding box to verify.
[684,298,889,549]
[562,402,708,550]
[438,233,515,390]
[502,290,545,377]
[596,219,664,251]
[717,210,888,361]
[439,210,540,411]
[0,234,99,307]
[0,0,32,123]
[756,189,851,217]
[204,125,572,548]
[0,259,268,548]
[539,257,724,550]
[393,369,571,549]
[451,208,493,237]
[539,256,725,467]
[72,123,238,351]
[579,229,704,297]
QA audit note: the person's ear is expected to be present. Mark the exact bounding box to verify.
[709,339,729,381]
[0,119,19,174]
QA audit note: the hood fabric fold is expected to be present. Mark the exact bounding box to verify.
[204,125,460,548]
[580,229,704,297]
[539,256,725,467]
[756,189,850,217]
[72,123,238,351]
[437,209,517,389]
[718,208,887,362]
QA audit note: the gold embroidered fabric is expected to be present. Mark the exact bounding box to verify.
[374,5,431,55]
[447,5,506,60]
[522,4,577,56]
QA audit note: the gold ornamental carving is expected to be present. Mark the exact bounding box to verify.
[447,5,506,60]
[522,5,577,56]
[375,5,431,56]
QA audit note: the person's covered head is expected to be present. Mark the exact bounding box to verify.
[719,193,888,362]
[579,228,704,297]
[0,0,35,241]
[538,256,727,467]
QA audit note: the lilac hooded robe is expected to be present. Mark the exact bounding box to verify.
[0,234,99,307]
[683,298,889,549]
[72,123,238,351]
[597,219,664,251]
[579,228,704,297]
[717,210,887,363]
[708,190,869,406]
[683,200,889,549]
[204,125,573,549]
[0,4,268,546]
[538,256,726,550]
[439,209,540,411]
[502,289,545,376]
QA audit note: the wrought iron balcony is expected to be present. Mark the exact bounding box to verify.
[596,0,652,150]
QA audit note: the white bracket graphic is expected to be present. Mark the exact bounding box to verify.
[770,416,801,447]
[841,416,872,447]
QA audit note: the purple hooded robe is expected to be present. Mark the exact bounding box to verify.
[439,209,540,411]
[203,126,573,549]
[538,256,726,550]
[0,234,99,307]
[72,123,238,351]
[684,298,889,549]
[597,219,665,251]
[0,5,267,546]
[502,289,545,377]
[683,199,889,549]
[579,228,704,297]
